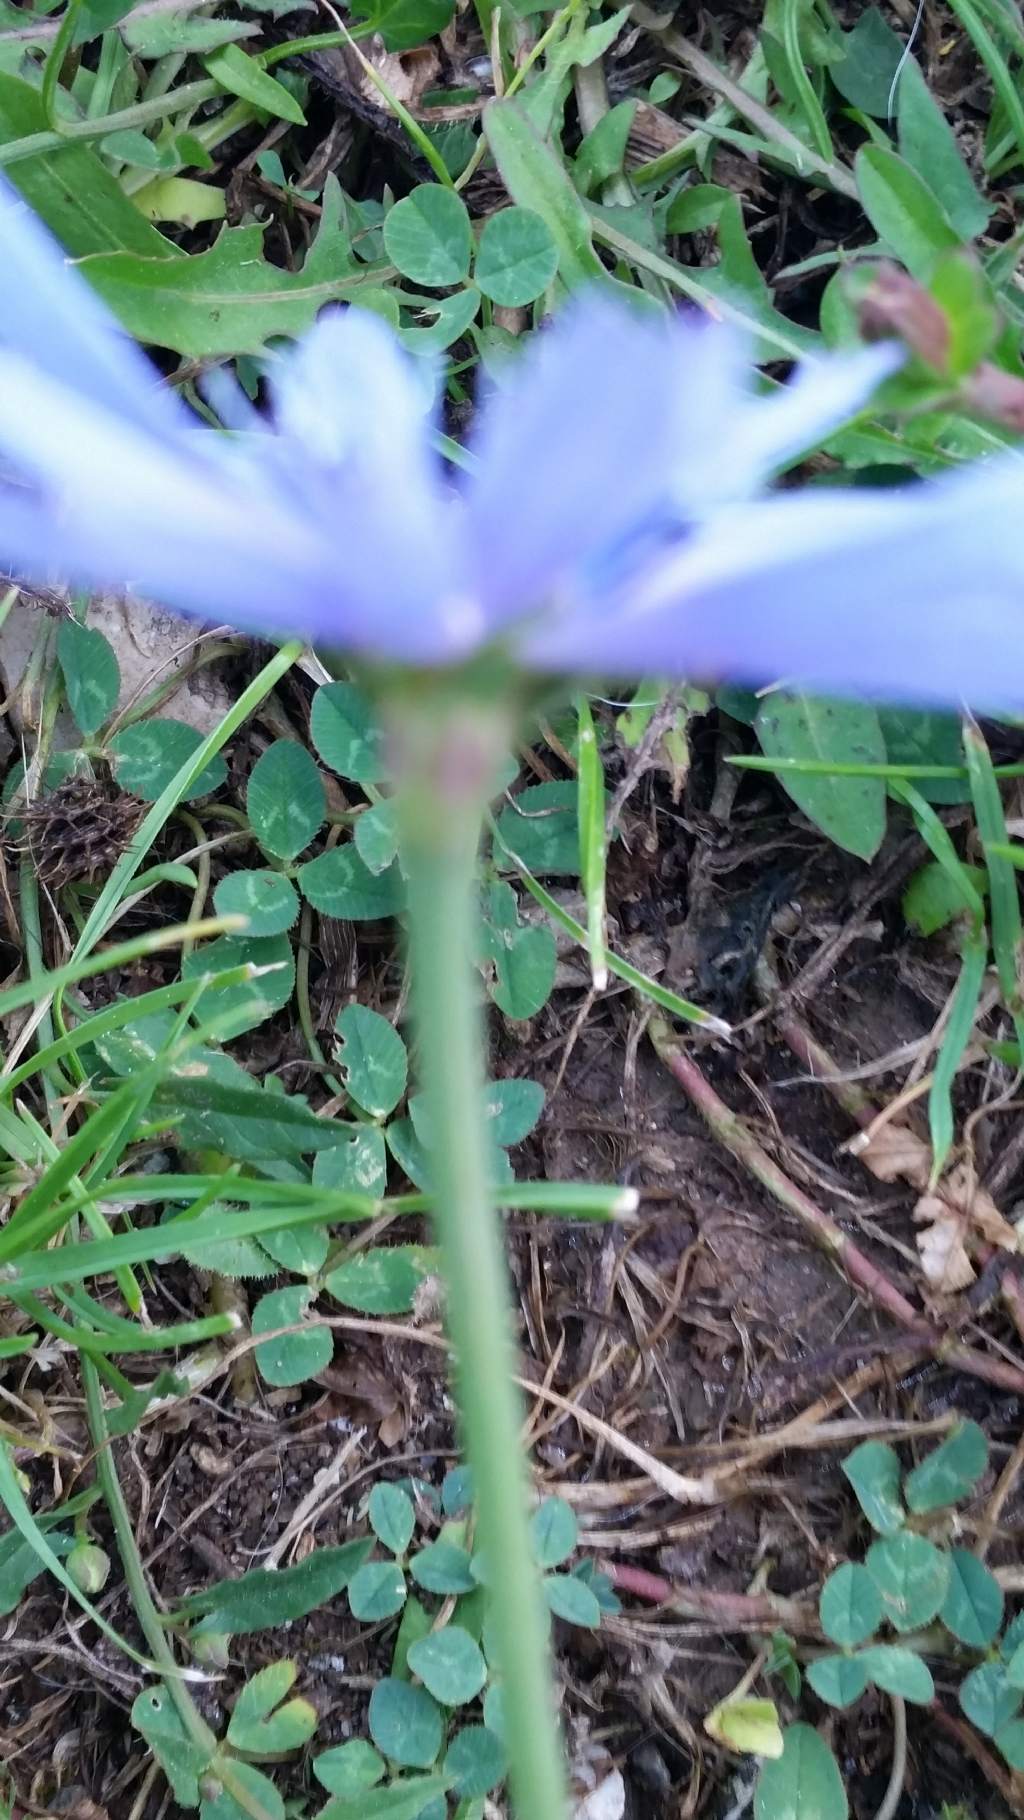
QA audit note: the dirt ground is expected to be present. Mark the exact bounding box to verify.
[6,693,1024,1820]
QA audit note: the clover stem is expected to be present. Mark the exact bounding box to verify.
[395,686,568,1820]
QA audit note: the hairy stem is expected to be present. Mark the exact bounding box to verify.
[395,685,568,1820]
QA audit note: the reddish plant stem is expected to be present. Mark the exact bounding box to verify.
[604,1561,817,1632]
[649,1018,1024,1397]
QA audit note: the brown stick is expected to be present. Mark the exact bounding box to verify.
[649,1018,1024,1397]
[931,1706,1023,1813]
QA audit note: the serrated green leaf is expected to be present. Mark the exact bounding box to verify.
[79,183,374,359]
[805,1654,869,1709]
[940,1548,1004,1646]
[57,620,120,736]
[355,800,400,875]
[856,1644,934,1704]
[530,1497,577,1568]
[475,205,559,305]
[384,185,472,286]
[298,848,406,919]
[841,1442,905,1534]
[960,1660,1023,1736]
[754,693,886,859]
[335,1004,408,1118]
[407,1627,487,1706]
[314,1738,387,1795]
[348,1560,408,1621]
[259,1224,329,1276]
[482,1078,545,1147]
[313,1127,388,1196]
[481,881,555,1020]
[110,719,226,801]
[368,1678,443,1767]
[483,98,604,289]
[182,934,294,1037]
[325,1246,436,1315]
[213,869,300,938]
[247,740,326,862]
[370,1483,416,1556]
[819,1563,883,1648]
[754,1724,847,1820]
[317,1775,452,1820]
[311,681,387,783]
[542,1572,601,1627]
[444,1725,507,1799]
[252,1285,332,1387]
[410,1541,477,1595]
[494,781,584,875]
[865,1531,949,1631]
[904,1421,988,1512]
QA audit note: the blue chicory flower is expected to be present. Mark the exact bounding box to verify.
[1,176,1023,705]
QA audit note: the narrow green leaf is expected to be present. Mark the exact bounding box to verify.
[204,43,306,123]
[576,695,608,989]
[179,1539,373,1633]
[897,59,989,239]
[0,72,176,257]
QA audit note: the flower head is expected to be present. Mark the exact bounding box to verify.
[2,176,1023,705]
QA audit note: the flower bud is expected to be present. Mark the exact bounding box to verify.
[191,1628,231,1668]
[67,1542,110,1594]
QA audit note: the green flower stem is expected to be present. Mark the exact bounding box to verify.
[394,685,568,1820]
